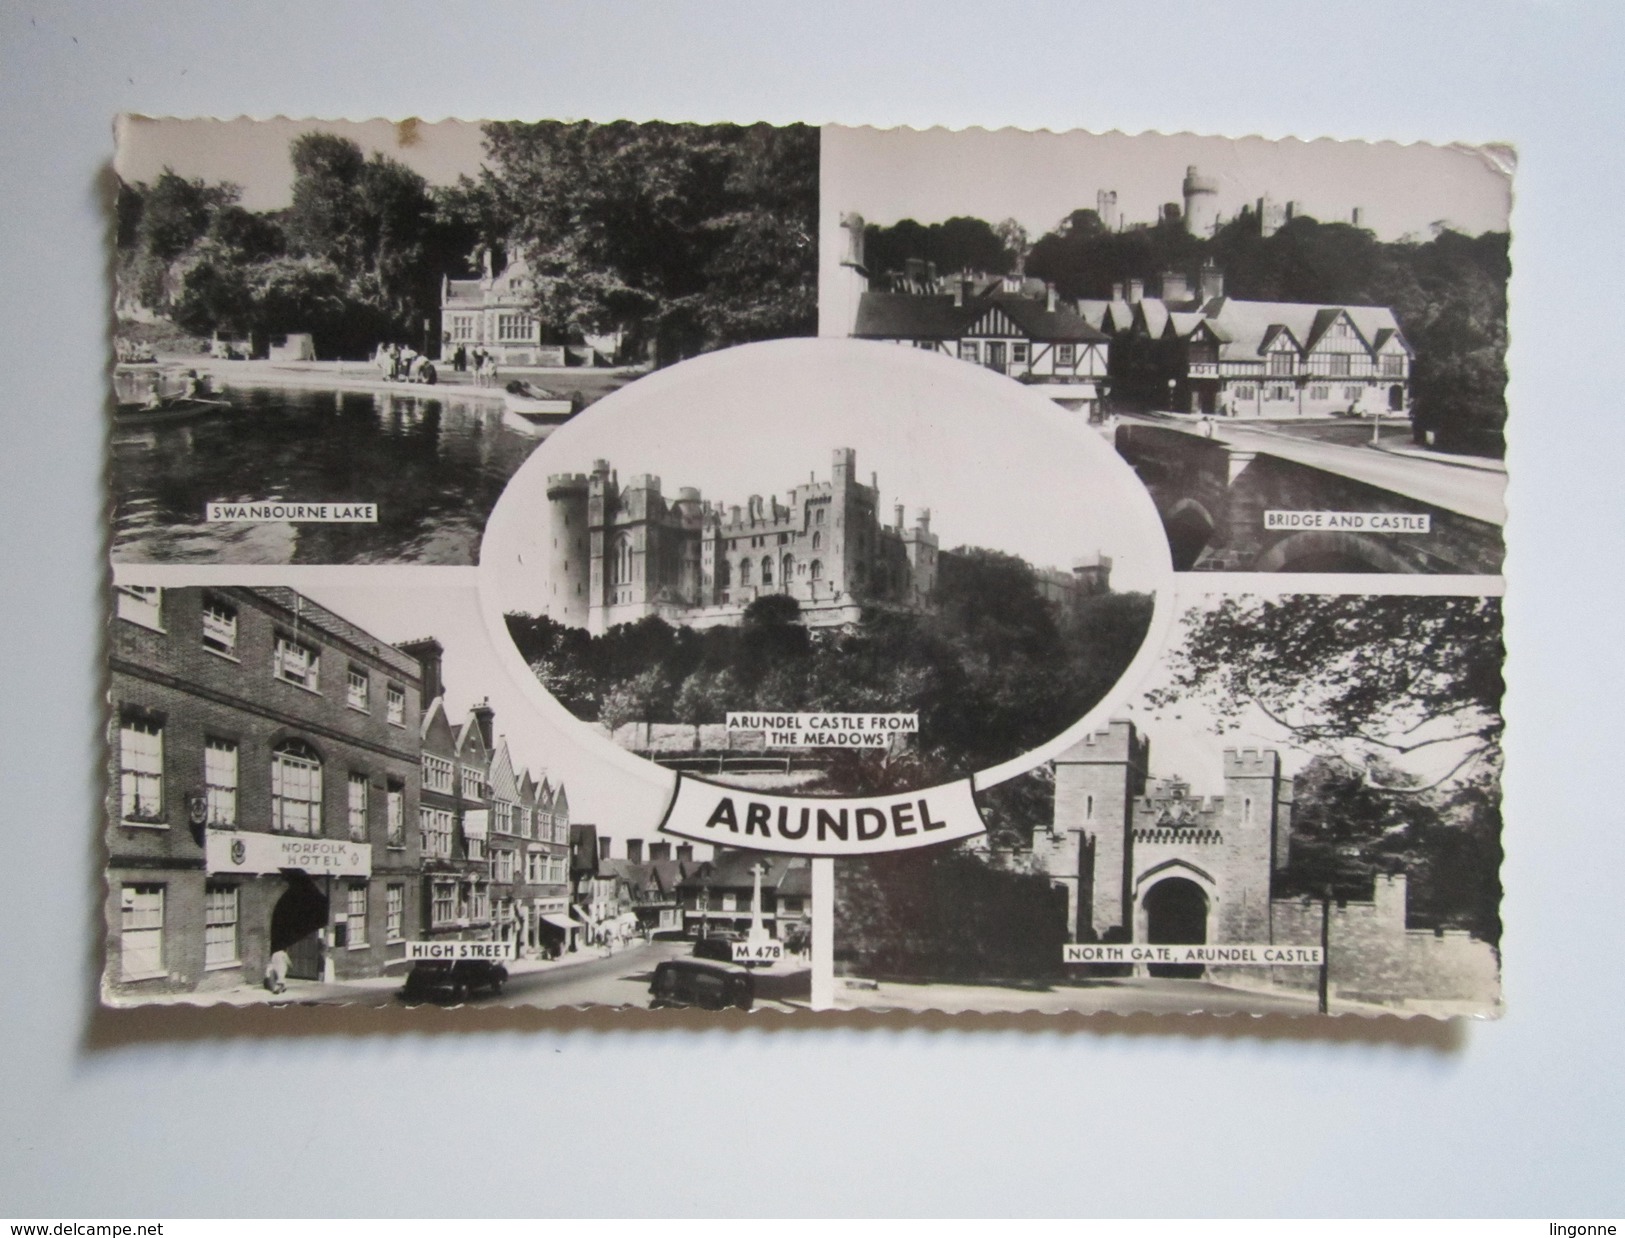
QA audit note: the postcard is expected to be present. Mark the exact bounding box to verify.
[104,117,1508,1017]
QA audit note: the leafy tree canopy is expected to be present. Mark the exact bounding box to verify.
[1147,594,1504,793]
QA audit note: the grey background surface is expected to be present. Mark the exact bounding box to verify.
[0,0,1618,1217]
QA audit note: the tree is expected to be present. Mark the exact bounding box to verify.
[480,120,818,365]
[1148,595,1504,792]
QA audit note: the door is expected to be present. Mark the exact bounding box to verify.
[272,873,329,981]
[1143,877,1208,979]
[984,341,1007,374]
[1388,384,1404,412]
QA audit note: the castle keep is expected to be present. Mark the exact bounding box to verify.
[544,448,941,634]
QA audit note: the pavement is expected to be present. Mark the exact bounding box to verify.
[833,974,1332,1016]
[1122,412,1507,525]
[151,356,646,406]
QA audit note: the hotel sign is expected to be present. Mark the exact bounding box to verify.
[206,831,372,877]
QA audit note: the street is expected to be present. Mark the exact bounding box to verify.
[228,939,813,1012]
[1121,412,1506,525]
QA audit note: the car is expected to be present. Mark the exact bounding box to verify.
[400,959,509,1004]
[648,958,755,1012]
[691,934,742,964]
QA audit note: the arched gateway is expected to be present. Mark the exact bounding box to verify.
[1143,876,1209,978]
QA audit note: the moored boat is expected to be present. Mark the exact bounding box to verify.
[502,380,579,423]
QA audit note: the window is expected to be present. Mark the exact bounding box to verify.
[204,884,238,967]
[386,683,405,727]
[1268,352,1294,377]
[467,833,486,862]
[1382,354,1404,377]
[116,585,163,630]
[469,883,490,921]
[201,597,237,656]
[120,884,164,979]
[496,850,516,882]
[420,806,453,860]
[345,882,367,947]
[1055,343,1076,367]
[119,714,164,823]
[809,559,823,581]
[423,753,453,794]
[815,509,825,525]
[1311,385,1329,401]
[738,559,751,587]
[760,556,773,586]
[721,893,737,912]
[811,531,821,551]
[271,740,322,835]
[1243,796,1254,823]
[782,554,794,583]
[432,880,457,926]
[1234,385,1255,401]
[346,666,370,712]
[1188,343,1217,365]
[462,767,483,800]
[611,533,634,586]
[204,737,238,827]
[1012,342,1030,365]
[527,853,543,883]
[386,884,405,941]
[1328,353,1351,377]
[497,313,533,342]
[1345,386,1361,401]
[450,315,475,342]
[347,772,369,841]
[957,341,980,363]
[1273,384,1292,401]
[386,783,404,847]
[1331,319,1353,338]
[273,635,320,691]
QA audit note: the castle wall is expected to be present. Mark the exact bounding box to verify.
[1258,875,1501,1012]
[1052,721,1149,941]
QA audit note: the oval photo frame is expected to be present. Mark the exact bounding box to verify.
[479,338,1174,836]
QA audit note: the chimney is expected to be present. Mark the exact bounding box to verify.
[952,280,965,308]
[1161,271,1191,302]
[1045,282,1057,312]
[676,843,694,862]
[1127,278,1144,304]
[1351,206,1364,228]
[1200,262,1225,302]
[904,257,926,289]
[894,503,905,530]
[648,841,672,862]
[598,835,611,861]
[916,507,931,534]
[1111,282,1124,302]
[626,839,643,863]
[397,637,444,705]
[471,699,495,749]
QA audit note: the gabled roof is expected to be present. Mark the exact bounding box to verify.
[455,715,489,765]
[1166,311,1208,340]
[487,739,520,804]
[679,850,811,893]
[551,784,570,817]
[852,290,1106,344]
[518,769,538,808]
[1134,299,1170,339]
[420,696,457,755]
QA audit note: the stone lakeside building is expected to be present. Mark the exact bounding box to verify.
[1013,720,1498,1011]
[106,587,576,1000]
[545,447,941,635]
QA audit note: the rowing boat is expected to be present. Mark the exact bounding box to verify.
[115,396,232,427]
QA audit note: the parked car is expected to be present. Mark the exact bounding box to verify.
[400,959,508,1004]
[648,959,755,1012]
[691,934,742,964]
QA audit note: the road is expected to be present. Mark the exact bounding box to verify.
[291,940,811,1011]
[1125,414,1506,525]
[835,975,1327,1016]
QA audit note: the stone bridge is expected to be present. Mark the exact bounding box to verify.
[1114,421,1505,574]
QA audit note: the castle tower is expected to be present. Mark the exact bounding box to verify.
[902,507,938,607]
[1053,721,1150,941]
[1182,165,1220,237]
[1216,748,1288,944]
[1096,188,1119,232]
[545,472,592,627]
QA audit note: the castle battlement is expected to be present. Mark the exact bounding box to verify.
[543,445,940,635]
[1223,748,1281,777]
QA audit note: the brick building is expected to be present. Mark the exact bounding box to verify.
[106,586,423,998]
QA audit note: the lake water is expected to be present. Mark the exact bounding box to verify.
[110,384,548,564]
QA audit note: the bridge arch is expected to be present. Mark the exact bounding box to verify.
[1254,530,1412,574]
[1164,498,1216,571]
